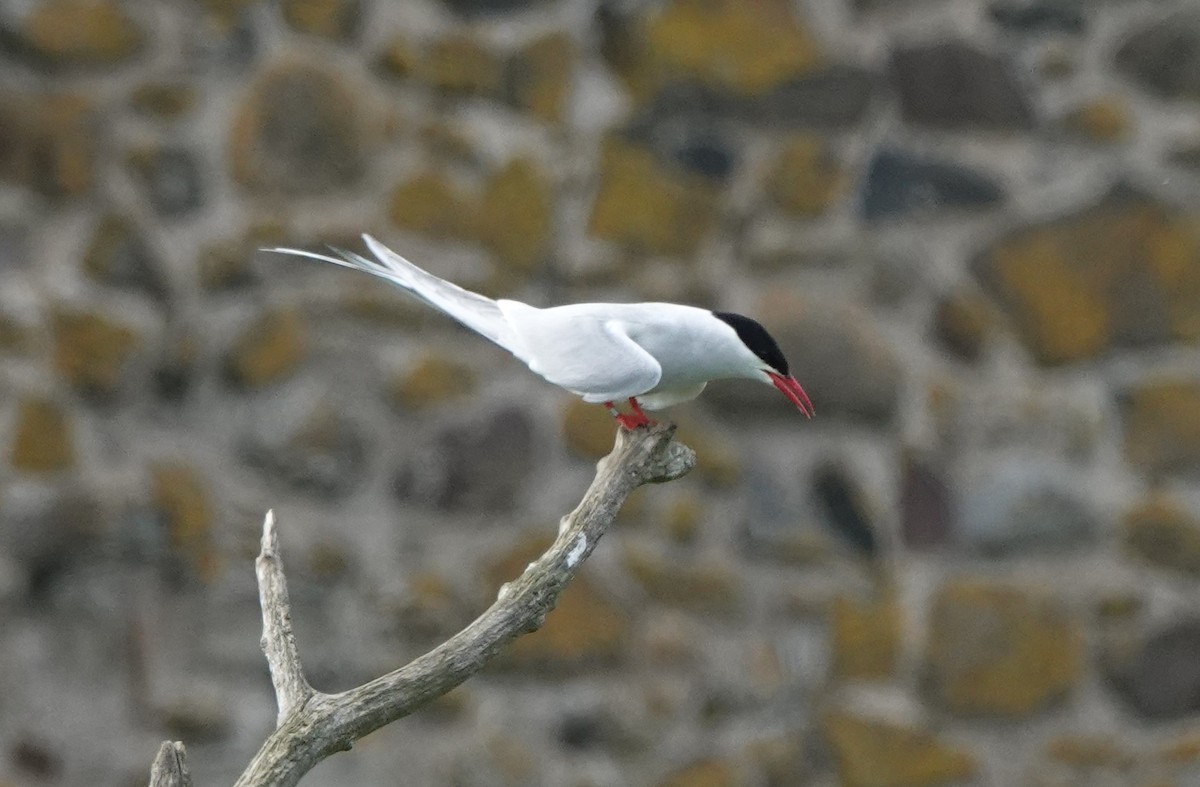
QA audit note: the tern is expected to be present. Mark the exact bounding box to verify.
[267,236,813,429]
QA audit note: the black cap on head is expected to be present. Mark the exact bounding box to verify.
[713,311,789,375]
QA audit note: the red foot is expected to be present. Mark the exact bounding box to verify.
[604,399,655,430]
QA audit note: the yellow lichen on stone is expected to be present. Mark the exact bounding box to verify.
[25,0,143,63]
[281,0,358,40]
[421,35,502,95]
[476,158,552,274]
[831,590,901,680]
[11,397,74,474]
[623,546,740,616]
[509,33,574,123]
[824,712,978,787]
[1063,98,1133,143]
[1122,496,1200,575]
[656,759,736,787]
[391,354,476,409]
[389,171,476,239]
[1124,379,1200,475]
[645,0,820,95]
[560,398,618,459]
[227,310,306,388]
[926,580,1082,717]
[152,463,218,580]
[52,309,139,394]
[587,139,717,257]
[768,136,846,216]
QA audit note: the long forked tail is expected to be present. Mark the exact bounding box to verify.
[264,235,529,361]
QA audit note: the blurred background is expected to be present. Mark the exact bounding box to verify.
[2,0,1200,784]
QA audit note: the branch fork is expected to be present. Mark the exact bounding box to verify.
[149,422,694,787]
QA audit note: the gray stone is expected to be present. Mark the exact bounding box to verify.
[438,0,548,15]
[82,214,168,299]
[1108,619,1200,719]
[890,41,1035,130]
[811,463,878,557]
[960,463,1096,556]
[230,64,367,195]
[395,406,537,512]
[243,409,369,500]
[900,452,956,549]
[988,1,1086,35]
[862,149,1005,221]
[0,483,102,598]
[1115,13,1200,102]
[127,146,204,217]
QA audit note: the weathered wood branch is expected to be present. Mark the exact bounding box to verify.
[147,422,694,787]
[148,741,192,787]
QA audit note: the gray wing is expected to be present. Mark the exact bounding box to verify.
[498,301,661,401]
[265,235,531,363]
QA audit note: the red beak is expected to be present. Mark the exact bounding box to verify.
[768,372,814,418]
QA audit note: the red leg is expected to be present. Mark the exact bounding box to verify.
[627,397,655,427]
[604,400,648,430]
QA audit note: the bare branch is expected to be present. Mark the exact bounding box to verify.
[149,423,693,787]
[147,741,192,787]
[256,509,314,724]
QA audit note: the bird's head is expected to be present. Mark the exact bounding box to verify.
[713,312,814,418]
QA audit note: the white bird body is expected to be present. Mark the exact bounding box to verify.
[269,235,812,426]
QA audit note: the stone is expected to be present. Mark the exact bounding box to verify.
[643,0,820,96]
[899,451,956,549]
[420,34,503,96]
[476,158,552,274]
[230,64,366,195]
[959,463,1096,556]
[1107,619,1200,719]
[395,407,537,511]
[83,214,167,298]
[14,0,143,65]
[10,398,74,475]
[1045,735,1134,769]
[196,240,258,291]
[1115,14,1200,102]
[52,309,139,396]
[129,82,198,119]
[664,497,703,543]
[151,463,217,581]
[1172,138,1200,170]
[1122,496,1200,576]
[830,590,900,680]
[623,546,742,617]
[390,354,476,409]
[506,32,574,123]
[926,580,1082,716]
[1062,98,1133,143]
[154,331,198,402]
[812,464,879,558]
[188,0,258,68]
[0,314,33,355]
[9,736,62,779]
[656,759,736,787]
[890,41,1034,130]
[226,310,306,388]
[0,92,95,198]
[375,36,415,78]
[158,698,232,743]
[933,292,995,362]
[487,535,630,669]
[767,136,846,217]
[437,0,545,15]
[560,398,617,459]
[823,713,977,787]
[388,171,476,239]
[862,149,1004,221]
[708,295,901,426]
[244,406,367,500]
[126,146,204,217]
[587,139,718,257]
[988,1,1086,34]
[973,188,1200,365]
[1123,379,1200,477]
[281,0,361,41]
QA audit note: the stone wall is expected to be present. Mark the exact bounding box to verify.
[2,0,1200,785]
